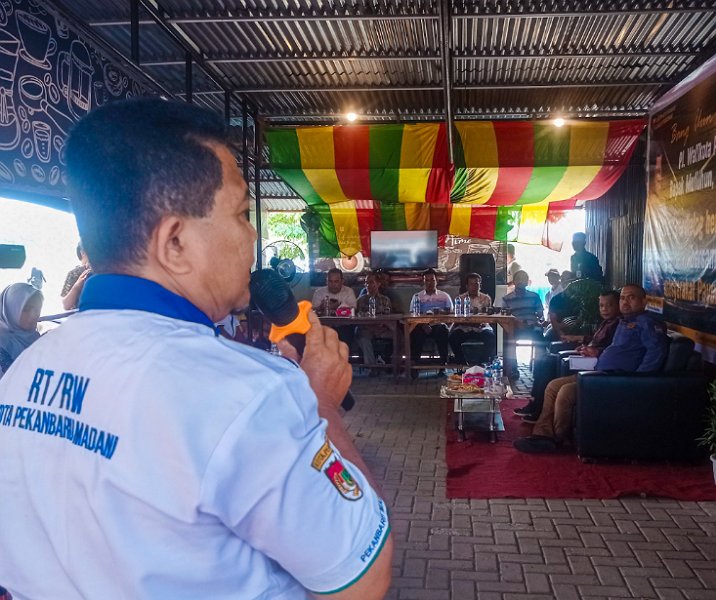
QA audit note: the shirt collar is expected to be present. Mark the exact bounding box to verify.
[79,274,216,332]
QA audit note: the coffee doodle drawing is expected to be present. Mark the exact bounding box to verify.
[0,1,146,192]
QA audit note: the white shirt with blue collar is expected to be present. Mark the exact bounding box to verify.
[0,274,389,600]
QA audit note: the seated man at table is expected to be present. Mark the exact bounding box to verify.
[448,273,495,365]
[501,270,544,378]
[409,269,453,370]
[356,273,393,374]
[514,284,668,454]
[312,267,357,346]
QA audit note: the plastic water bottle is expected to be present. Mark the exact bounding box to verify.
[270,342,280,356]
[484,366,493,393]
[454,295,462,316]
[368,295,376,318]
[463,297,471,316]
[411,295,421,316]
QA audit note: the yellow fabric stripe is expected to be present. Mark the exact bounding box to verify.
[398,124,439,204]
[541,122,610,204]
[328,200,362,257]
[296,127,351,204]
[449,204,473,236]
[515,205,549,245]
[455,122,499,204]
[404,203,431,230]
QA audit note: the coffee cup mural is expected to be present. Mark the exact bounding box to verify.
[16,10,56,70]
[3,5,141,191]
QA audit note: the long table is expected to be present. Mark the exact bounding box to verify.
[319,314,404,378]
[401,314,519,377]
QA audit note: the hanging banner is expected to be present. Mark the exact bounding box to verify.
[644,54,716,358]
[267,120,643,254]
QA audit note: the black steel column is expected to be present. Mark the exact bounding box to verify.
[253,111,262,270]
[130,0,140,64]
[439,0,454,164]
[185,52,192,103]
[241,101,250,185]
[224,90,232,128]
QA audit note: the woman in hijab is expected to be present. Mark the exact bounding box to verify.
[0,283,44,378]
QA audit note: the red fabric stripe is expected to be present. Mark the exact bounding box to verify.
[333,126,373,200]
[489,121,535,206]
[355,200,377,256]
[470,207,497,238]
[568,119,645,202]
[425,123,452,203]
[429,203,453,245]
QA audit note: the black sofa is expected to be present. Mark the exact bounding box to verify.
[575,332,709,462]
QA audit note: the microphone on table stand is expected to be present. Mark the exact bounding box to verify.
[249,269,355,411]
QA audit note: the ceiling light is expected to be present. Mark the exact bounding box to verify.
[553,117,565,128]
[345,112,358,122]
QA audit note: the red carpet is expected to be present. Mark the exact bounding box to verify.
[445,397,716,500]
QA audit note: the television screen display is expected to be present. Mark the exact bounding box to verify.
[370,230,438,269]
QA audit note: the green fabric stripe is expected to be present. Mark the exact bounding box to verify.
[369,125,403,204]
[265,129,326,207]
[450,125,469,202]
[309,205,341,256]
[515,123,570,205]
[495,207,522,241]
[380,203,407,230]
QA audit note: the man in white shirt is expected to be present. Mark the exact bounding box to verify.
[0,98,392,600]
[312,268,357,347]
[312,268,357,316]
[448,273,496,364]
[409,269,453,370]
[543,268,563,318]
[506,243,522,287]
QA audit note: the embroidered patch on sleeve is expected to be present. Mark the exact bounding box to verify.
[325,457,363,501]
[312,439,363,501]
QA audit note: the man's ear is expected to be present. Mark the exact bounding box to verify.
[152,214,193,275]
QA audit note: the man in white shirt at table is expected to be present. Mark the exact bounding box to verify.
[409,269,453,374]
[313,267,357,347]
[312,268,357,316]
[449,272,496,365]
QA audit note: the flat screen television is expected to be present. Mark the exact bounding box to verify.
[370,230,438,270]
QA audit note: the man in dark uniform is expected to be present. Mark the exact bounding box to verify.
[514,284,668,453]
[570,232,603,281]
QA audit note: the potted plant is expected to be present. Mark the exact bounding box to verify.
[697,380,716,484]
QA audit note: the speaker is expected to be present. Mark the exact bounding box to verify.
[459,253,496,300]
[0,244,26,269]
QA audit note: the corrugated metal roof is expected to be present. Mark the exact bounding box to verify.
[59,0,716,121]
[53,0,716,208]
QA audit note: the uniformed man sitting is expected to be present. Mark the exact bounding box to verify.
[0,98,393,599]
[514,284,669,454]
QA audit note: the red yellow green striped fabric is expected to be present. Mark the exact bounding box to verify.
[266,120,644,256]
[451,120,645,205]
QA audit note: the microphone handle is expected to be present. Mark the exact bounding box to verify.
[282,333,355,411]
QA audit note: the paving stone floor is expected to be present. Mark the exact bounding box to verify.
[343,366,716,600]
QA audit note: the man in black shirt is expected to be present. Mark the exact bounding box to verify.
[570,232,603,281]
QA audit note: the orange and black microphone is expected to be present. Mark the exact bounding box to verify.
[249,269,355,411]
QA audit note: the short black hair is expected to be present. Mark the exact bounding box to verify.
[66,97,229,272]
[599,290,620,303]
[621,284,647,298]
[422,268,438,278]
[327,267,343,278]
[507,243,516,255]
[466,272,481,282]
